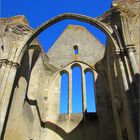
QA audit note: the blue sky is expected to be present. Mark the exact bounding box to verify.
[1,0,112,113]
[1,0,112,52]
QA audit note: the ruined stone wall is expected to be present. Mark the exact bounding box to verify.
[0,16,115,140]
[0,1,139,139]
[47,25,105,68]
[113,0,140,69]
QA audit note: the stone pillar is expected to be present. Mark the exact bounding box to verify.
[81,68,87,113]
[0,63,19,139]
[0,42,22,139]
[68,70,72,117]
[111,24,137,88]
[116,51,129,91]
[115,50,136,140]
[0,63,6,87]
[123,55,133,83]
[0,48,34,139]
[0,63,10,103]
[126,47,139,75]
[120,17,139,75]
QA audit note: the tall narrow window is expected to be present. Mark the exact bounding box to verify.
[85,70,96,112]
[73,45,79,54]
[72,65,82,113]
[60,72,68,113]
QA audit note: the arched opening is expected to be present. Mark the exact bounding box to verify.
[85,70,96,112]
[17,13,119,62]
[73,45,79,55]
[72,65,82,113]
[60,71,69,114]
[37,19,106,52]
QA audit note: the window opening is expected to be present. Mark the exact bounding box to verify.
[85,70,96,112]
[73,45,79,54]
[72,66,82,113]
[60,72,69,113]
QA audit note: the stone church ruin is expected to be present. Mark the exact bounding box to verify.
[0,0,139,140]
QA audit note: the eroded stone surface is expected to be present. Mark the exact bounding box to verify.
[0,1,139,140]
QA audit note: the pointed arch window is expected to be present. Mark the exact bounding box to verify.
[85,70,96,112]
[72,65,82,113]
[60,64,97,115]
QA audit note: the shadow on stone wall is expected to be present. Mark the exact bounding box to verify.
[126,73,140,140]
[39,111,99,140]
[1,47,40,140]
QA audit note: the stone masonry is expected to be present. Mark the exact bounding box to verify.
[0,0,139,140]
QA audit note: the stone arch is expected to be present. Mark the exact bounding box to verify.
[15,13,120,63]
[71,63,82,70]
[60,69,69,76]
[84,67,95,74]
[60,61,97,74]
